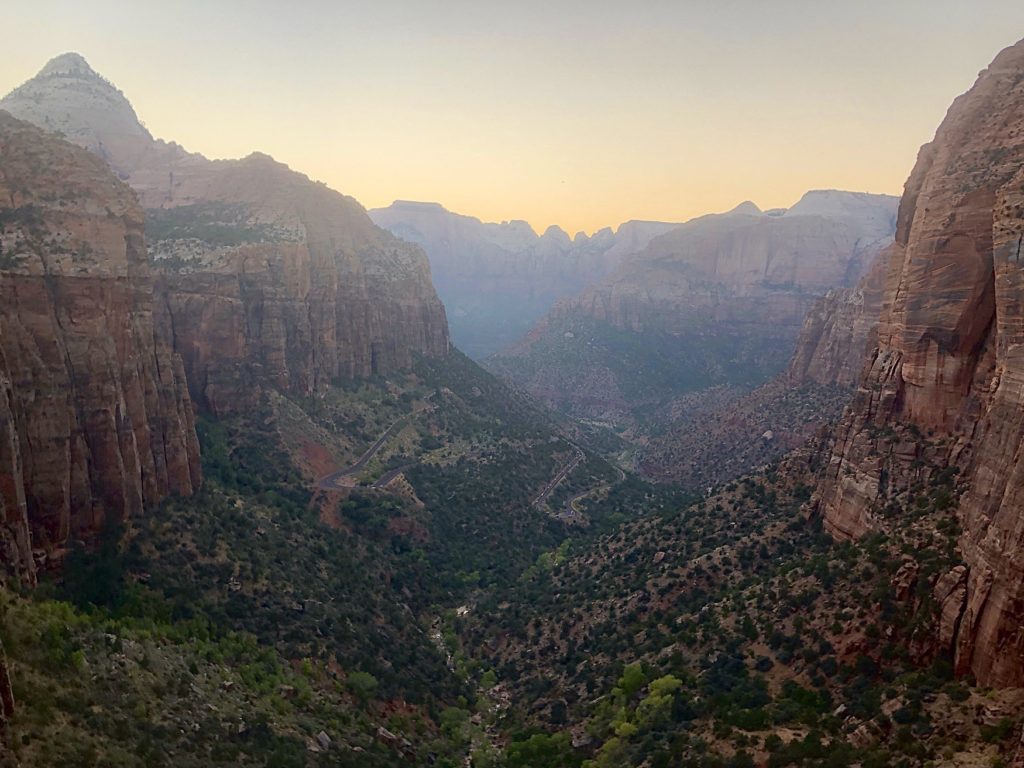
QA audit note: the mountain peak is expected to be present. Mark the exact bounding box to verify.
[728,200,762,216]
[1,51,153,176]
[784,190,899,232]
[540,225,572,247]
[38,52,98,79]
[388,200,450,213]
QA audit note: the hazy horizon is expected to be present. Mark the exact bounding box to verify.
[5,0,1024,234]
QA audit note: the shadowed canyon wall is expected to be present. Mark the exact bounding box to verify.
[489,193,897,421]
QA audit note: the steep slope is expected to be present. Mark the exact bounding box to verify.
[0,112,200,583]
[815,37,1024,687]
[1,54,449,413]
[369,200,680,357]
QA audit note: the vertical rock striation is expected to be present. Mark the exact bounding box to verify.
[815,38,1024,686]
[0,113,201,581]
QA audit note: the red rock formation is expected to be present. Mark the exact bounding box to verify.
[0,113,201,582]
[1,54,449,413]
[815,38,1024,686]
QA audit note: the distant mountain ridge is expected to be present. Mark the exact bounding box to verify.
[370,199,683,357]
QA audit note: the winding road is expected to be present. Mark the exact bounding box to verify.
[316,398,630,520]
[531,445,585,508]
[316,400,434,490]
[559,464,627,519]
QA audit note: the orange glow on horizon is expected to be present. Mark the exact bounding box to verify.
[4,2,1024,234]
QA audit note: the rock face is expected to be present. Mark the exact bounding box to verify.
[2,54,450,413]
[369,200,680,358]
[0,113,201,582]
[815,37,1024,686]
[787,248,889,388]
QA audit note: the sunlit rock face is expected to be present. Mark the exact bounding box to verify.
[369,199,681,358]
[2,54,450,414]
[0,113,201,583]
[815,37,1024,686]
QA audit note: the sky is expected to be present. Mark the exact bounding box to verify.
[4,1,1024,235]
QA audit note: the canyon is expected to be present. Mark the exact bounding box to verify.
[485,192,898,489]
[2,30,1024,768]
[489,192,897,420]
[369,200,680,357]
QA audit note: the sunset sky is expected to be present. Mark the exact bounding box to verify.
[5,1,1024,235]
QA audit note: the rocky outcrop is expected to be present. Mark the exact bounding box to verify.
[142,156,450,413]
[369,200,680,357]
[787,248,889,387]
[0,113,201,581]
[2,54,449,413]
[815,37,1024,686]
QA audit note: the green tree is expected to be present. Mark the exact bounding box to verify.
[347,671,379,703]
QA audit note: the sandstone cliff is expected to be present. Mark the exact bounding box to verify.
[2,54,449,413]
[369,200,680,357]
[814,37,1024,686]
[0,113,201,582]
[635,241,894,490]
[787,248,889,387]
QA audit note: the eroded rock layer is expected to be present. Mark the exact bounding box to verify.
[0,113,201,582]
[815,38,1024,686]
[489,195,897,422]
